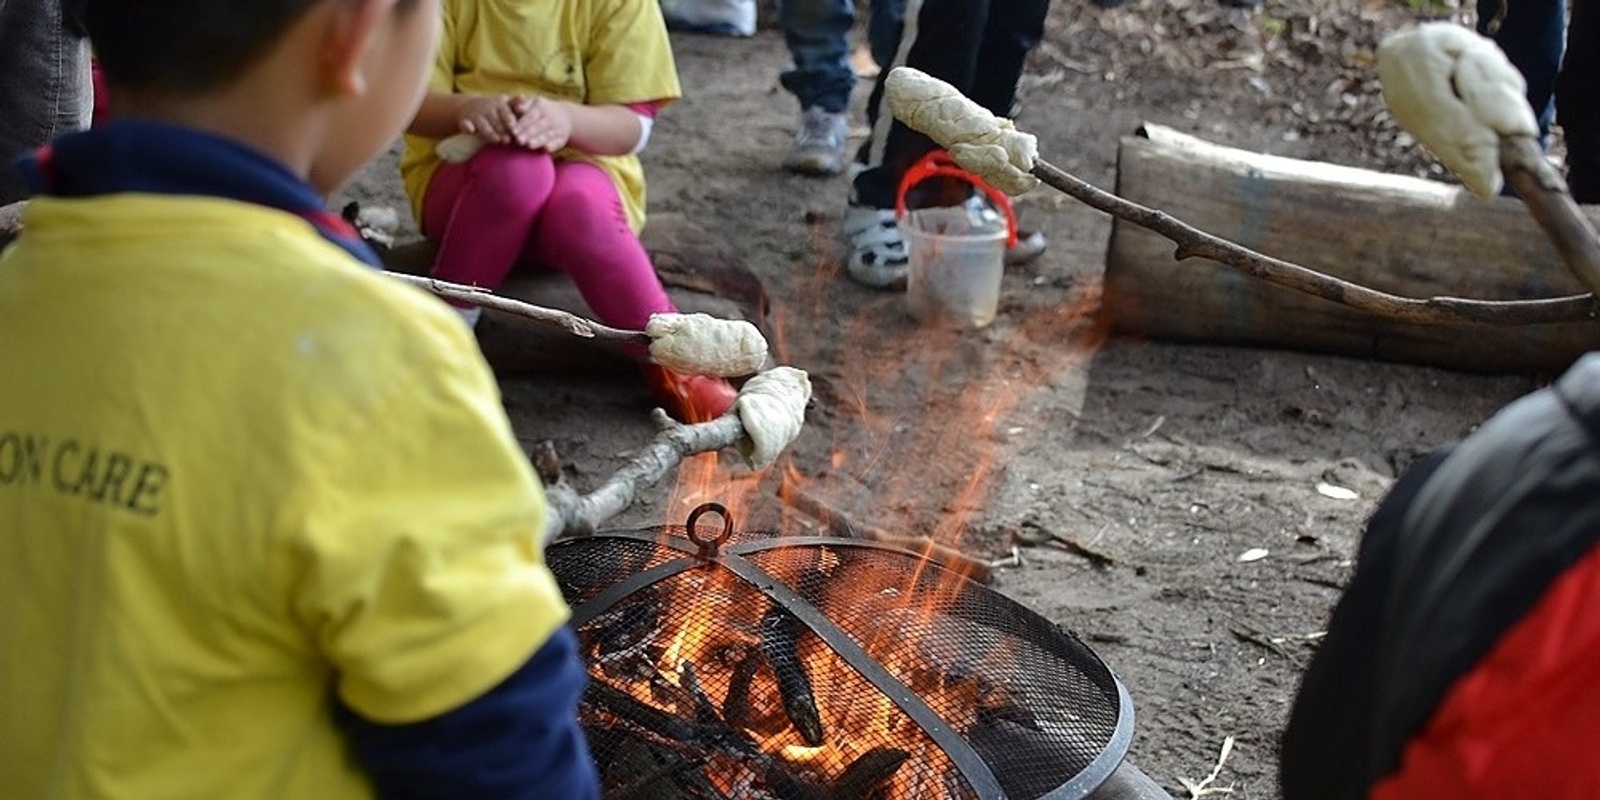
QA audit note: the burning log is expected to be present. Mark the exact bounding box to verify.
[590,661,898,800]
[590,727,718,800]
[585,594,667,682]
[764,747,911,800]
[677,661,727,729]
[588,677,774,764]
[758,605,826,747]
[719,645,762,730]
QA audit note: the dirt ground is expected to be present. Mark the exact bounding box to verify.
[338,1,1555,796]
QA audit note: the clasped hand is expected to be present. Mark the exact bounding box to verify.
[458,94,572,152]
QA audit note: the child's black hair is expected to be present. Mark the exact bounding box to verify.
[86,0,322,94]
[85,0,417,96]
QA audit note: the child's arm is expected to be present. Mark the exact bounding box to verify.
[337,629,597,800]
[409,91,651,157]
[297,306,599,798]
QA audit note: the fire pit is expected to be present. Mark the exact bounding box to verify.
[548,503,1136,799]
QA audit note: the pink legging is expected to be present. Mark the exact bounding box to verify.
[421,145,673,331]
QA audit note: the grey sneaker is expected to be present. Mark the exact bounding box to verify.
[784,107,849,177]
[660,0,756,36]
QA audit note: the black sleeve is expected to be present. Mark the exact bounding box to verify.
[335,626,600,800]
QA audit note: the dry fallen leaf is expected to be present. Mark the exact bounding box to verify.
[1316,481,1360,501]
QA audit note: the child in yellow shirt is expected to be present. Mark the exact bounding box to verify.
[401,0,737,423]
[0,1,597,797]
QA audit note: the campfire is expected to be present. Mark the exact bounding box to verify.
[547,503,1133,800]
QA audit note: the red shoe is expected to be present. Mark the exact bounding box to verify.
[641,365,738,423]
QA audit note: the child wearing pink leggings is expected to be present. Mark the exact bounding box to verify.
[399,0,736,423]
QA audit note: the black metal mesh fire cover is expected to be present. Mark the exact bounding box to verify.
[547,504,1135,800]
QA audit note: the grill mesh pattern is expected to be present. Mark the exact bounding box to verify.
[549,522,1130,800]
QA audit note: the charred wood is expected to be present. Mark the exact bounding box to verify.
[759,605,826,747]
[589,726,718,800]
[764,747,911,800]
[720,645,761,730]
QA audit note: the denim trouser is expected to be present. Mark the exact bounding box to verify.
[1478,0,1597,202]
[851,0,1052,209]
[1558,1,1598,202]
[1476,0,1565,140]
[0,0,92,204]
[778,0,904,113]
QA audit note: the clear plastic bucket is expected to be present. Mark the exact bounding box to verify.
[904,206,1008,329]
[896,151,1016,330]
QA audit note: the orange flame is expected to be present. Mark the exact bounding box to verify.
[629,244,1112,796]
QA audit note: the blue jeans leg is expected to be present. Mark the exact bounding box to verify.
[866,0,908,70]
[1559,0,1597,202]
[778,0,858,113]
[0,0,92,204]
[1477,0,1565,141]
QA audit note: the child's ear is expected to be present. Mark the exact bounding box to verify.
[322,0,392,97]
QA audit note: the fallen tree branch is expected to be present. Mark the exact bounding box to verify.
[779,486,994,583]
[538,409,745,544]
[386,272,652,348]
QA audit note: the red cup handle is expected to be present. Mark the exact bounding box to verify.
[894,151,1018,249]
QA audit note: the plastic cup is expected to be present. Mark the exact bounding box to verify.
[904,206,1007,329]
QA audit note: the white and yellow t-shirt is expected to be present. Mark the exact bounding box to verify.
[401,0,682,233]
[0,194,570,799]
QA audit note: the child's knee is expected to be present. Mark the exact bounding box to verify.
[546,165,628,227]
[466,146,556,207]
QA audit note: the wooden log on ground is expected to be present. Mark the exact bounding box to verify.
[1104,123,1600,374]
[381,212,769,374]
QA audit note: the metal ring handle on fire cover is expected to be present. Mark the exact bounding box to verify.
[684,502,733,560]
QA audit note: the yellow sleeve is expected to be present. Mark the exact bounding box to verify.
[398,0,460,221]
[432,0,459,94]
[291,311,570,725]
[584,0,682,106]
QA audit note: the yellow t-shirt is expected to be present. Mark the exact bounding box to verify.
[0,195,570,799]
[400,0,682,233]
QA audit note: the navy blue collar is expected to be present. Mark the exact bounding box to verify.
[19,121,382,268]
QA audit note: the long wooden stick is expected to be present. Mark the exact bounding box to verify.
[1499,135,1600,299]
[1027,156,1600,326]
[386,272,653,348]
[538,409,745,544]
